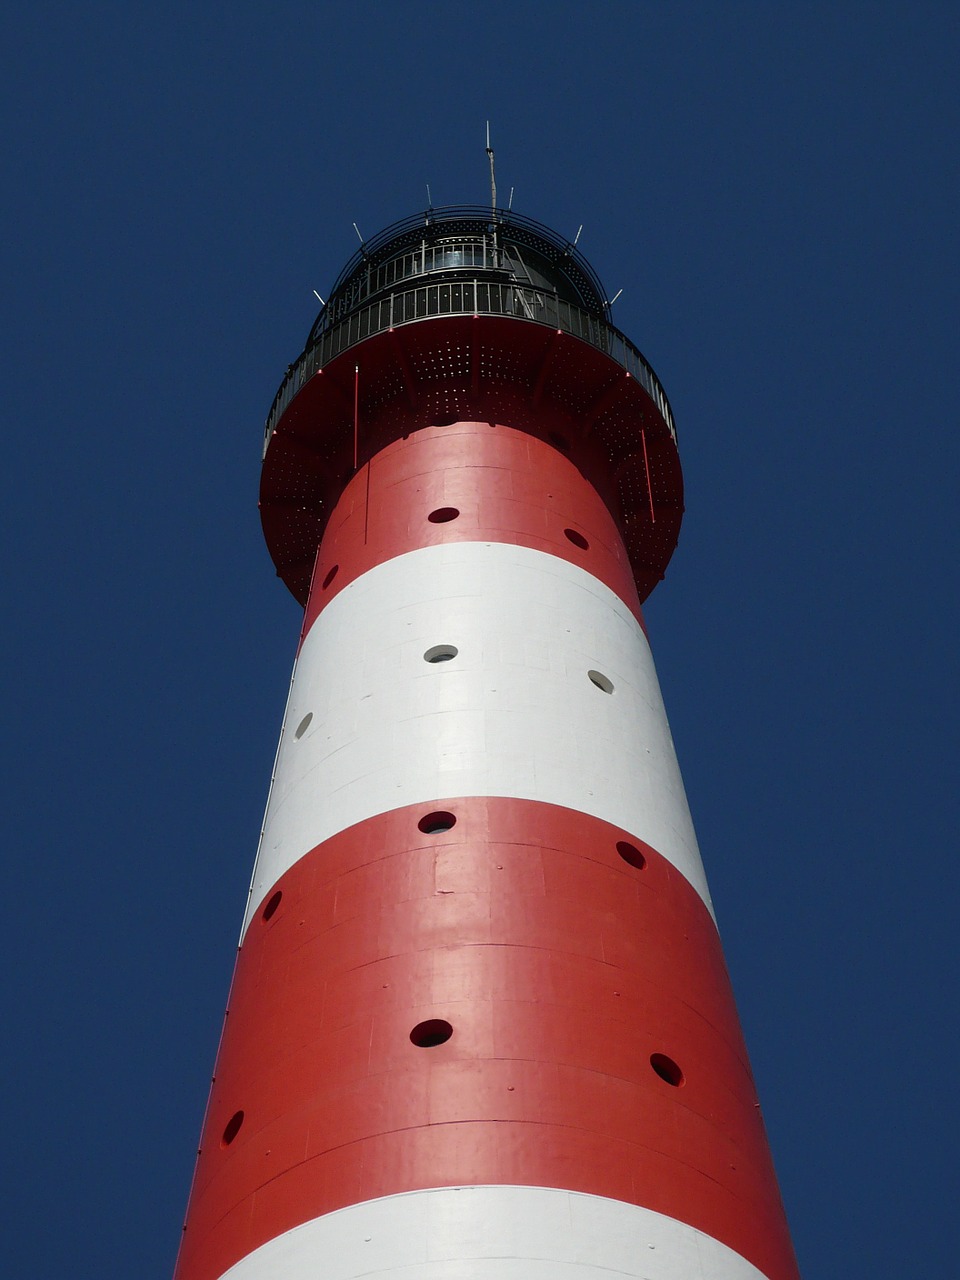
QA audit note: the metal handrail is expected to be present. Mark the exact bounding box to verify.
[263,280,675,454]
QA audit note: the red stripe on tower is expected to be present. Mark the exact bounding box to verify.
[173,207,800,1280]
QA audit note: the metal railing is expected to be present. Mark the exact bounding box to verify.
[321,205,609,318]
[319,237,499,328]
[263,280,675,453]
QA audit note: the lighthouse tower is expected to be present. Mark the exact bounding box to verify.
[173,205,800,1280]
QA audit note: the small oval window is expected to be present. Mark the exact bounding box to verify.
[261,890,283,921]
[616,841,646,870]
[564,528,589,550]
[587,670,614,694]
[410,1019,453,1047]
[650,1054,684,1087]
[418,811,457,834]
[221,1110,245,1147]
[424,645,458,664]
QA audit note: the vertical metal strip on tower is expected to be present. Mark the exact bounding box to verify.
[174,207,800,1280]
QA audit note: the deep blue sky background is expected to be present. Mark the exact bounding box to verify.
[3,4,957,1276]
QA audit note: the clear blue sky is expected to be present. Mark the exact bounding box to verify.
[3,4,957,1276]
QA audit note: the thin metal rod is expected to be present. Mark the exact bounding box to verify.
[641,428,656,524]
[363,452,371,545]
[353,364,359,471]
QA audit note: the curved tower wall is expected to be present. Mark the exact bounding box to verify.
[173,209,800,1280]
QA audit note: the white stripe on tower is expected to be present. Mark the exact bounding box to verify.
[174,424,799,1280]
[219,1187,771,1280]
[241,536,709,935]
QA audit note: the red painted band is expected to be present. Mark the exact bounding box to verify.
[175,798,798,1280]
[301,422,644,646]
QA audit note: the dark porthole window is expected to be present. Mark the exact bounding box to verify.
[261,890,282,921]
[410,1019,453,1047]
[616,840,646,870]
[221,1110,245,1147]
[418,811,457,834]
[650,1054,684,1087]
[564,528,589,550]
[424,644,458,663]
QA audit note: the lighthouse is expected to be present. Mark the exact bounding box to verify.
[173,204,800,1280]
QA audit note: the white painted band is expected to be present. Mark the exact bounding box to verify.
[243,541,710,934]
[218,1185,770,1280]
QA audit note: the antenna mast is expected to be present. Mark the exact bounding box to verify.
[485,120,497,213]
[486,121,500,265]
